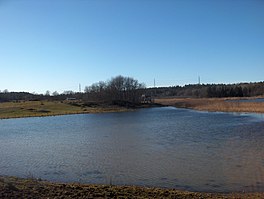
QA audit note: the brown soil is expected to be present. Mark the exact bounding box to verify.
[0,176,263,199]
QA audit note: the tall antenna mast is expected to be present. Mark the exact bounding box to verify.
[198,76,201,85]
[79,83,81,92]
[154,78,156,88]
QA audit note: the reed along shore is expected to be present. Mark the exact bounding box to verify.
[155,97,264,114]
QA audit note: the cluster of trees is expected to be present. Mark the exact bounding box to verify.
[83,75,145,104]
[0,75,146,104]
[207,85,244,97]
[148,82,264,98]
[0,91,69,102]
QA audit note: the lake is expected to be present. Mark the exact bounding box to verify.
[0,107,264,193]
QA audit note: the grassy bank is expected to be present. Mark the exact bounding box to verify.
[1,176,263,199]
[0,100,133,119]
[1,98,263,119]
[155,97,264,113]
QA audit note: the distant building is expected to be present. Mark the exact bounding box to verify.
[141,94,153,103]
[66,97,77,101]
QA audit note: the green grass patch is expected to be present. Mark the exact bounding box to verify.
[0,100,130,119]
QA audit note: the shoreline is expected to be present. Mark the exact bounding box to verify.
[1,97,263,120]
[155,97,264,114]
[1,176,263,199]
[0,100,162,120]
[0,107,132,120]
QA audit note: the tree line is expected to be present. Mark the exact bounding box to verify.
[0,76,146,104]
[147,82,264,98]
[1,79,264,102]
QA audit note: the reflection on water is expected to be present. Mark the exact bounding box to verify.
[226,98,264,103]
[0,107,264,192]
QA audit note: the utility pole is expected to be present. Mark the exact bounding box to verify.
[153,78,156,100]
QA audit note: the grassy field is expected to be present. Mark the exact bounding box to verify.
[0,100,130,119]
[1,176,263,199]
[155,97,264,113]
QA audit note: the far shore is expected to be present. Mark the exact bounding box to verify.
[155,97,264,114]
[1,176,264,199]
[0,97,263,120]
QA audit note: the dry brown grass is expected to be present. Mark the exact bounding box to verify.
[1,176,263,199]
[155,97,264,113]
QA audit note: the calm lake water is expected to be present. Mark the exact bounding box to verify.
[0,107,264,193]
[226,98,264,103]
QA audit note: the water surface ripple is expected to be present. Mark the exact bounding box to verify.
[0,107,264,192]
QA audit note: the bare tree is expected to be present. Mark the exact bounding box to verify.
[45,90,50,96]
[84,75,145,103]
[52,91,59,96]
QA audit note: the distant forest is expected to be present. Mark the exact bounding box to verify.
[1,79,264,103]
[146,81,264,98]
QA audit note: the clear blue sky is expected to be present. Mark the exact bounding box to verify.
[0,0,263,94]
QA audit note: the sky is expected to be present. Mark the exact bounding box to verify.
[0,0,263,94]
